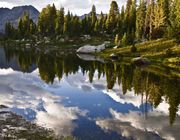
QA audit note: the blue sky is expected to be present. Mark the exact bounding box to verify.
[0,0,127,15]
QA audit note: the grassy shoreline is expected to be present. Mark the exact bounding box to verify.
[99,39,180,68]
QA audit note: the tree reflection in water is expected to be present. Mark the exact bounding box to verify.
[2,46,180,125]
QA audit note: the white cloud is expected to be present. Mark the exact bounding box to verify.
[0,0,127,15]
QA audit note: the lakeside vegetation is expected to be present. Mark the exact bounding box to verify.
[0,0,179,65]
[100,39,180,67]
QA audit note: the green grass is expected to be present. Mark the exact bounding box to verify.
[100,39,180,68]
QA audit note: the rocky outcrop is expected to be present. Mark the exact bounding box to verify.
[76,44,105,54]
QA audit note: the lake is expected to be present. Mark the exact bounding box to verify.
[0,45,180,140]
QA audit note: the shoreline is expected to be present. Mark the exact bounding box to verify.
[98,39,180,69]
[1,38,180,69]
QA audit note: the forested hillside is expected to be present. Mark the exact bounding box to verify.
[2,0,180,46]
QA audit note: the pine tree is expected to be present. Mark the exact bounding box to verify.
[106,1,119,34]
[169,0,180,41]
[18,12,35,38]
[38,4,57,36]
[125,0,132,33]
[38,7,46,36]
[162,0,170,26]
[102,14,107,32]
[56,7,64,35]
[71,16,81,36]
[130,0,136,38]
[136,0,146,40]
[117,14,123,36]
[22,12,30,37]
[18,18,24,37]
[153,0,166,29]
[49,4,57,36]
[63,11,71,36]
[105,16,111,33]
[29,19,36,35]
[145,0,155,40]
[120,6,125,35]
[91,5,97,33]
[152,0,166,38]
[95,12,104,33]
[82,15,92,34]
[81,15,88,34]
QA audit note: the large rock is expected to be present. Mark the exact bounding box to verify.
[132,57,150,66]
[76,44,105,54]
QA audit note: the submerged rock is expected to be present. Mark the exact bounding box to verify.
[77,44,105,54]
[132,57,150,66]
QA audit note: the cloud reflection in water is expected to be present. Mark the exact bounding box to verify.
[0,68,87,137]
[0,68,180,139]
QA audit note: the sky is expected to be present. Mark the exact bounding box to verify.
[0,0,127,15]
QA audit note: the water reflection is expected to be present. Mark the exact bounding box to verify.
[0,46,180,140]
[96,109,180,140]
[0,68,87,137]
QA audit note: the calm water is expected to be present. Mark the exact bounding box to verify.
[0,46,180,140]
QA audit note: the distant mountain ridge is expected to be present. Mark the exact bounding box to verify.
[0,5,39,33]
